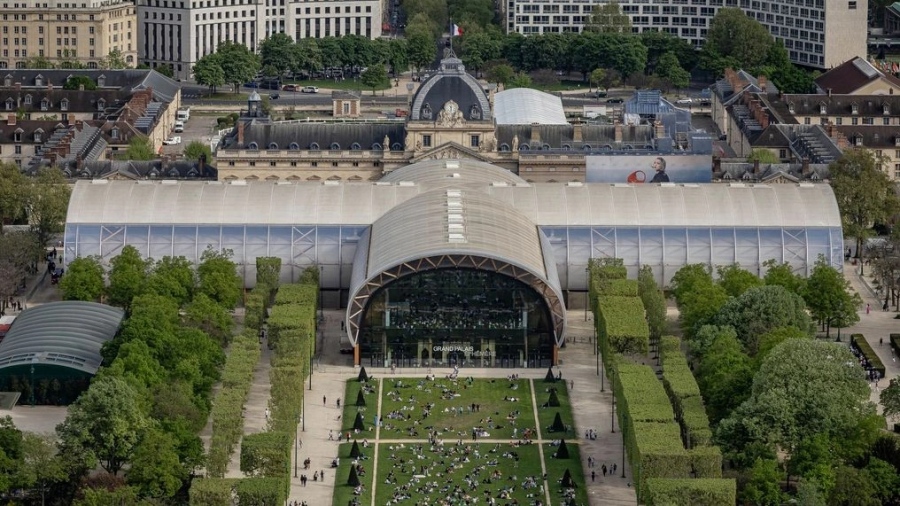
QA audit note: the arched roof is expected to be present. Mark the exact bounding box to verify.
[381,158,527,186]
[345,187,566,345]
[494,89,568,125]
[66,179,842,230]
[0,301,124,375]
[410,57,491,121]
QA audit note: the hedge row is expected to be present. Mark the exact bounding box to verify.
[892,334,900,354]
[188,477,287,506]
[644,478,736,506]
[206,330,261,477]
[240,432,292,479]
[605,279,640,297]
[597,296,650,356]
[613,361,688,500]
[189,478,239,505]
[851,333,885,377]
[659,336,713,448]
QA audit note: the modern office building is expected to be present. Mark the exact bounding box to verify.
[136,0,382,80]
[0,0,137,70]
[504,0,865,69]
[63,159,843,366]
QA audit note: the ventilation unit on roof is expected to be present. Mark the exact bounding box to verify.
[566,182,584,187]
[448,233,467,243]
[397,181,415,186]
[491,182,509,187]
[445,160,460,169]
[446,190,462,197]
[160,180,178,185]
[612,183,630,187]
[798,182,815,188]
[728,183,747,188]
[375,181,392,185]
[90,179,108,185]
[229,180,248,185]
[323,180,340,185]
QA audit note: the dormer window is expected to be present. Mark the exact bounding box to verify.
[851,103,859,115]
[24,94,32,105]
[111,127,118,139]
[40,98,49,111]
[894,136,900,146]
[874,133,880,144]
[470,105,481,120]
[884,103,891,115]
[819,103,826,115]
[247,142,259,150]
[60,98,68,111]
[788,102,794,114]
[34,74,43,86]
[97,74,106,87]
[3,75,11,87]
[13,128,23,142]
[5,98,13,110]
[33,128,43,143]
[97,98,105,111]
[421,103,433,120]
[854,135,863,146]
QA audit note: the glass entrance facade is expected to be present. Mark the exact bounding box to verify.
[356,268,555,368]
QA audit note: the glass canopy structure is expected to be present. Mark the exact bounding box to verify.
[63,159,844,365]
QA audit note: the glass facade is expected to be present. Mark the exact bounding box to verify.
[355,269,555,368]
[64,224,844,295]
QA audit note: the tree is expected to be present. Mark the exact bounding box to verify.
[124,136,156,161]
[679,281,729,339]
[183,293,234,345]
[747,148,781,164]
[712,285,812,355]
[196,247,242,308]
[259,33,296,77]
[23,56,56,69]
[716,263,763,298]
[27,168,71,249]
[106,245,150,311]
[192,53,226,92]
[360,64,388,95]
[585,1,632,33]
[762,259,806,295]
[881,377,900,421]
[64,75,98,91]
[56,376,149,475]
[640,30,697,75]
[804,257,861,337]
[696,331,753,423]
[0,231,41,311]
[460,30,501,74]
[637,266,667,340]
[216,41,260,93]
[59,256,105,301]
[126,428,185,498]
[293,38,323,75]
[689,324,737,361]
[405,18,437,74]
[154,64,175,79]
[864,457,900,504]
[485,62,515,86]
[717,340,875,460]
[100,49,130,70]
[740,458,784,506]
[827,466,880,506]
[145,256,195,305]
[0,416,23,494]
[655,52,690,91]
[701,8,774,72]
[183,140,212,164]
[0,163,28,233]
[671,264,714,304]
[507,72,532,89]
[830,148,900,273]
[755,326,809,367]
[16,433,67,506]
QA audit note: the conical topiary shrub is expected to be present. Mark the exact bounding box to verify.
[350,440,362,458]
[548,388,561,407]
[545,366,556,383]
[347,465,361,487]
[562,468,574,488]
[556,439,570,459]
[356,389,366,407]
[550,412,566,432]
[353,411,365,431]
[358,366,369,382]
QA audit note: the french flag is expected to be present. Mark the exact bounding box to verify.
[452,24,463,36]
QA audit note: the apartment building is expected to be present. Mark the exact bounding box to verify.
[137,0,382,80]
[504,0,865,69]
[0,0,136,70]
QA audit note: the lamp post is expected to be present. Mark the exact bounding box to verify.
[294,413,300,478]
[621,434,626,478]
[28,358,36,407]
[610,377,616,433]
[302,391,306,432]
[584,267,589,322]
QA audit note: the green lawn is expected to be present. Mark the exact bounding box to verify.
[284,78,392,91]
[544,442,590,506]
[378,377,537,440]
[332,442,372,506]
[341,379,379,439]
[535,380,579,439]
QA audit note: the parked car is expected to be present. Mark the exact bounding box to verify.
[302,86,319,93]
[283,84,298,92]
[163,136,182,145]
[270,93,280,100]
[595,91,608,98]
[676,98,694,104]
[173,121,184,133]
[606,98,624,104]
[244,81,260,88]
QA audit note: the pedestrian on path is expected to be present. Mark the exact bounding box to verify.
[337,397,341,408]
[569,379,574,390]
[602,464,607,476]
[320,469,325,480]
[591,470,596,482]
[866,303,871,314]
[323,396,326,405]
[265,407,270,420]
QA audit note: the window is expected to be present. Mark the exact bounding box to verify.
[269,161,276,167]
[14,145,21,154]
[895,163,900,179]
[848,1,856,8]
[40,99,48,111]
[249,161,256,166]
[422,134,432,147]
[470,135,480,148]
[60,99,68,111]
[24,94,31,105]
[33,130,42,142]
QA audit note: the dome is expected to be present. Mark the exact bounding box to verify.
[248,90,261,102]
[410,55,491,122]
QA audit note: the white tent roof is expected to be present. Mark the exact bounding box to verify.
[494,88,568,125]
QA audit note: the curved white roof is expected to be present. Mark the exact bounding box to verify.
[494,88,568,125]
[67,179,842,229]
[382,158,527,186]
[0,301,124,375]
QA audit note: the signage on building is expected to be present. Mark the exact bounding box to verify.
[585,154,712,183]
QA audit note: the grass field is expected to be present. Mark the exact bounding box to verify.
[332,376,588,506]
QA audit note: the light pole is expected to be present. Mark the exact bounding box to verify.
[28,359,36,407]
[294,414,300,478]
[584,267,589,322]
[610,377,616,433]
[302,391,306,432]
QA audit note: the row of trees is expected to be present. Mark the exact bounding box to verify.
[669,259,900,504]
[0,246,244,503]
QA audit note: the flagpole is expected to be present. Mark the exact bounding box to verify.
[449,19,453,53]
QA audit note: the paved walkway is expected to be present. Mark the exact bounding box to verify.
[264,309,636,506]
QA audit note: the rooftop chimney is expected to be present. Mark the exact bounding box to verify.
[199,153,207,177]
[654,120,666,139]
[758,75,768,93]
[573,121,583,142]
[237,121,245,147]
[614,121,623,143]
[801,157,811,177]
[753,158,761,175]
[7,114,15,126]
[530,122,540,144]
[827,88,832,97]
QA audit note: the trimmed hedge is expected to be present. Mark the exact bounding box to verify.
[644,478,736,506]
[616,362,675,423]
[605,279,640,297]
[240,432,292,479]
[597,296,650,356]
[891,333,900,354]
[659,336,713,449]
[689,446,722,478]
[207,330,261,477]
[235,477,288,506]
[188,478,239,506]
[851,333,885,377]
